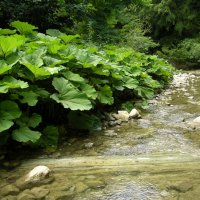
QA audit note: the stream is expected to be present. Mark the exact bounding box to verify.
[1,70,200,200]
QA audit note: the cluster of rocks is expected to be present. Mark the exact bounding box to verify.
[106,108,141,127]
[1,166,53,200]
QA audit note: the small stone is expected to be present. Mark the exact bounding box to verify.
[75,182,88,193]
[108,121,118,126]
[160,190,170,197]
[31,187,49,199]
[104,130,118,137]
[190,116,200,129]
[129,108,141,119]
[84,142,94,148]
[113,110,129,122]
[1,184,20,196]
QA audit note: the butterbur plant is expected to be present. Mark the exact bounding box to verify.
[0,21,173,147]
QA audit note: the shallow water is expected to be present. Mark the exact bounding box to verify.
[1,70,200,200]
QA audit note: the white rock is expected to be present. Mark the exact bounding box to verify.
[26,166,50,183]
[129,108,141,118]
[112,111,129,122]
[16,165,53,190]
[84,142,94,148]
[190,116,200,129]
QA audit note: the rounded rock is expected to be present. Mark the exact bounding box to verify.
[25,166,51,183]
[190,116,200,129]
[129,108,141,119]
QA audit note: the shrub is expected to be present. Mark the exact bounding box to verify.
[0,21,173,147]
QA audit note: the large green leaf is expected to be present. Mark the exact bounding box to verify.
[46,29,63,37]
[0,35,26,57]
[28,113,42,128]
[0,60,12,75]
[59,34,80,43]
[0,119,14,132]
[97,85,114,105]
[123,77,139,89]
[16,113,42,128]
[0,76,28,93]
[0,100,21,132]
[0,29,16,35]
[51,77,92,110]
[6,53,20,67]
[39,126,59,147]
[20,53,50,78]
[76,50,102,68]
[68,112,102,131]
[10,21,38,34]
[80,83,98,100]
[18,90,39,106]
[12,127,41,143]
[43,66,65,75]
[0,100,21,120]
[63,71,85,83]
[43,56,64,67]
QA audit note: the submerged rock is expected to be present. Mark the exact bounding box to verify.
[25,166,51,183]
[16,166,54,189]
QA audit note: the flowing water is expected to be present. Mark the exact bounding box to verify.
[1,70,200,200]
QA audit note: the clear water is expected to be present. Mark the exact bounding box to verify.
[1,71,200,200]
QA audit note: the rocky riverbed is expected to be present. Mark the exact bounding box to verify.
[1,70,200,200]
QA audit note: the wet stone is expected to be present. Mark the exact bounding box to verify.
[16,166,54,190]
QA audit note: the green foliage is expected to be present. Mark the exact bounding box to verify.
[0,21,173,147]
[149,0,200,38]
[164,37,200,64]
[0,0,157,52]
[68,112,102,131]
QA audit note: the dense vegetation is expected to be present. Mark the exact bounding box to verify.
[0,21,172,149]
[1,0,199,64]
[1,0,199,151]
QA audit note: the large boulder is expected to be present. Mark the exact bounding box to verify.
[16,166,54,189]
